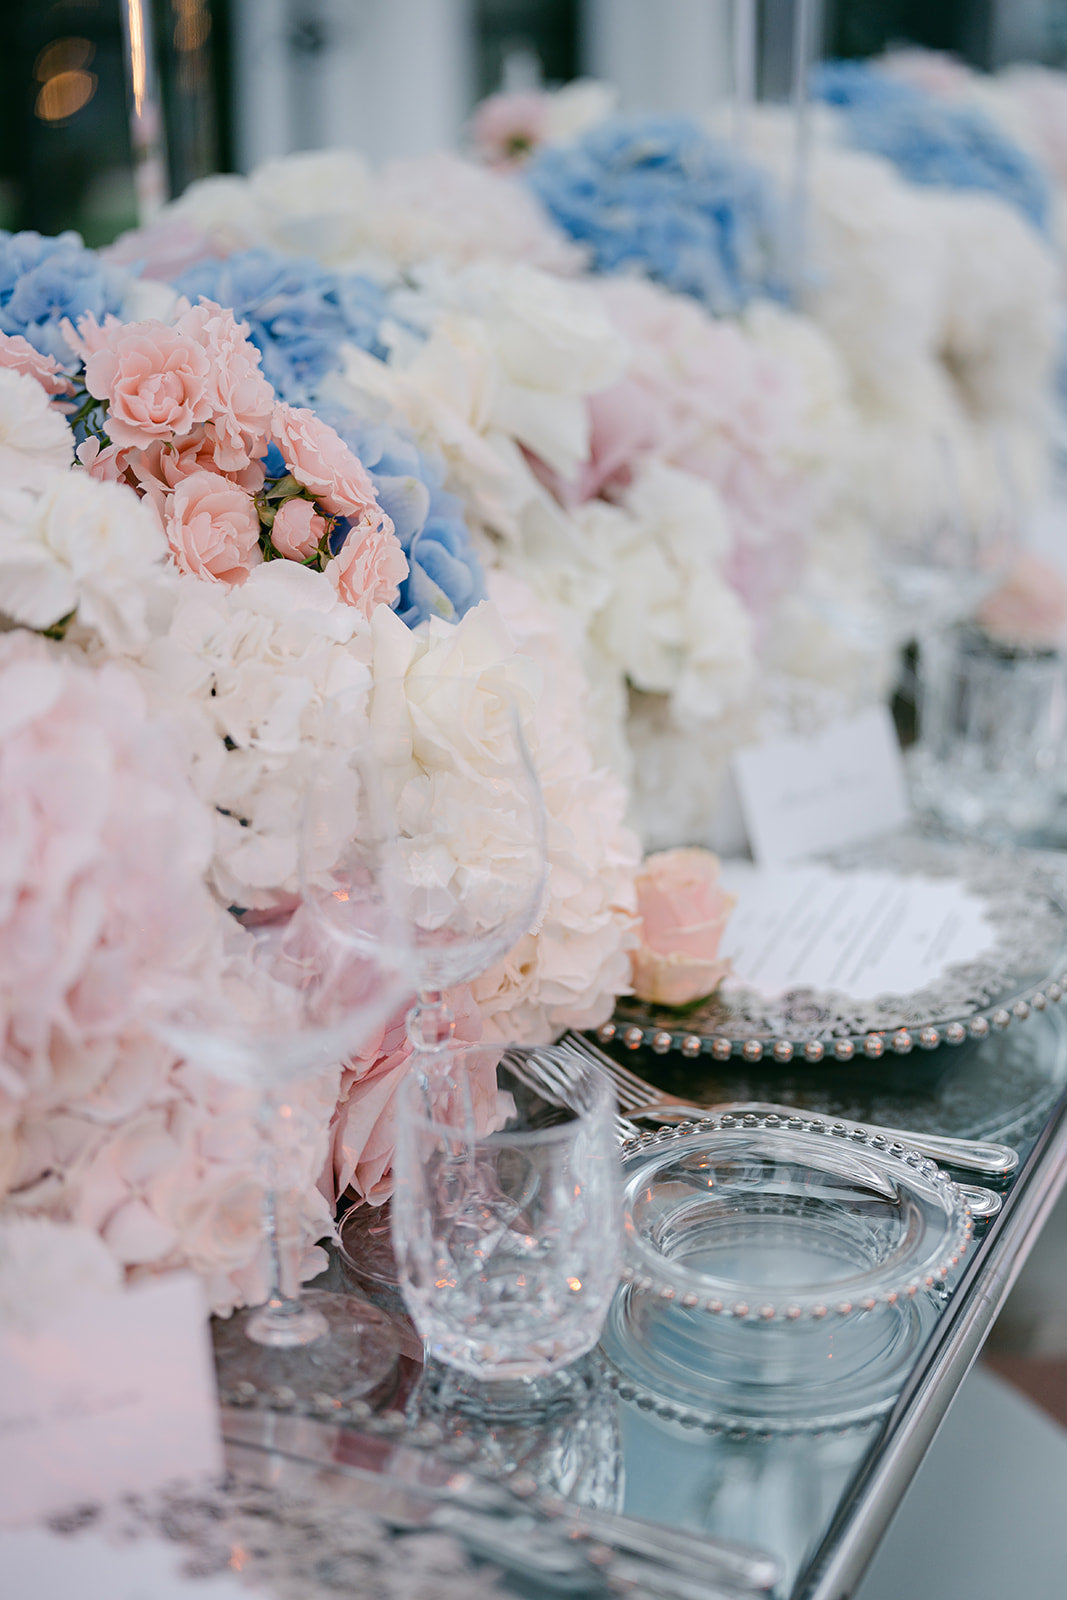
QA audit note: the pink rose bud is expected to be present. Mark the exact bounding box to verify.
[271,496,328,560]
[631,847,735,1006]
[977,552,1067,651]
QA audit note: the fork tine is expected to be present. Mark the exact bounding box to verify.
[502,1046,638,1145]
[560,1030,666,1110]
[500,1047,571,1110]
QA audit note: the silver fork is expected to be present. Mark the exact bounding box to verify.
[502,1047,641,1143]
[560,1031,1018,1177]
[554,1033,1005,1221]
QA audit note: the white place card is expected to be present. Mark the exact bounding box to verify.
[0,1272,223,1528]
[719,863,995,1001]
[732,706,910,869]
[1,1522,260,1600]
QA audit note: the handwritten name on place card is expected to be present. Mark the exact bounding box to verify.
[732,706,910,869]
[0,1272,222,1528]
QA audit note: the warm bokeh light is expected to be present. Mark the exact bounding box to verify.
[34,36,95,81]
[174,0,212,55]
[35,69,98,123]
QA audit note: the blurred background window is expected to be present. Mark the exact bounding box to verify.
[2,0,1067,246]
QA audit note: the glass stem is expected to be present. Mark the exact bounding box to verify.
[247,1091,329,1349]
[407,987,455,1054]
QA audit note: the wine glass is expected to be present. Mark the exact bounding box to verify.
[880,428,1017,645]
[378,671,548,1058]
[335,672,548,1284]
[159,743,413,1404]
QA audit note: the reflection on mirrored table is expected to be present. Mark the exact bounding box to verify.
[214,1001,1067,1599]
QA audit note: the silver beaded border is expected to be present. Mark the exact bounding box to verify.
[598,975,1063,1063]
[616,1113,974,1320]
[600,1358,904,1440]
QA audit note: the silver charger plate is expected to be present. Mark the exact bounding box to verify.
[599,1115,972,1431]
[605,834,1067,1064]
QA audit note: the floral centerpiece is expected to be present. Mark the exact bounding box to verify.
[0,242,640,1315]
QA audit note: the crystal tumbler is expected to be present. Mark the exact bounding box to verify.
[908,624,1067,840]
[391,1044,621,1387]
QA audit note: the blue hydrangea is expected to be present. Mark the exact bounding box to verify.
[813,60,1051,232]
[170,250,404,404]
[0,230,130,366]
[525,116,789,314]
[315,405,486,628]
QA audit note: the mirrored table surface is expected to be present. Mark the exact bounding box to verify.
[218,1005,1067,1600]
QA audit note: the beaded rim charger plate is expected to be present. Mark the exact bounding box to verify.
[606,834,1067,1064]
[599,1115,973,1430]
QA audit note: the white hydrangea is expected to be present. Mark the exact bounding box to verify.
[371,152,584,274]
[579,464,756,728]
[167,147,580,279]
[133,560,375,907]
[168,149,376,266]
[389,258,627,479]
[0,367,75,491]
[0,463,170,652]
[472,571,639,1042]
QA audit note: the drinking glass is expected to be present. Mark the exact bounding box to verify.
[390,1044,621,1413]
[381,674,548,1056]
[908,624,1067,841]
[880,430,1016,641]
[336,673,548,1282]
[159,745,412,1402]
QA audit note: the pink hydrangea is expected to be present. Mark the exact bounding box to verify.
[552,279,825,624]
[324,508,408,618]
[67,1059,337,1316]
[71,313,215,450]
[327,987,483,1207]
[0,632,217,1150]
[163,468,263,584]
[0,330,75,398]
[270,403,385,519]
[103,216,225,280]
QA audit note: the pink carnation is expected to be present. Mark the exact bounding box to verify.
[164,468,263,584]
[76,435,135,484]
[178,301,274,472]
[73,313,214,450]
[270,496,327,560]
[124,427,265,511]
[324,508,407,618]
[270,403,381,519]
[0,330,74,398]
[631,848,734,1006]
